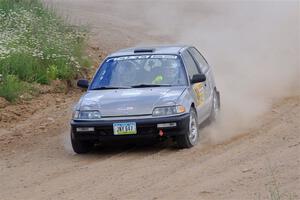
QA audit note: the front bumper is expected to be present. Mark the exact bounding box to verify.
[71,113,190,141]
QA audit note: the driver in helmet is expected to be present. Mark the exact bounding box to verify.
[152,59,179,84]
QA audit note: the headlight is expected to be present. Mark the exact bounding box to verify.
[73,110,101,120]
[152,105,186,116]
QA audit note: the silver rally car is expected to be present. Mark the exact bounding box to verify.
[71,45,220,153]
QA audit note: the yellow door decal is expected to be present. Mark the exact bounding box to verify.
[193,83,205,106]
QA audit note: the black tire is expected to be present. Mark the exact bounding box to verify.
[208,89,220,123]
[71,130,93,154]
[176,108,199,148]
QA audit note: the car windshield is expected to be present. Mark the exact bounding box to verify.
[89,55,187,90]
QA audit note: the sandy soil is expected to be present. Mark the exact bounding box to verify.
[0,94,299,200]
[1,1,299,200]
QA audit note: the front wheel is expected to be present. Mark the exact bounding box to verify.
[176,108,199,148]
[71,130,93,154]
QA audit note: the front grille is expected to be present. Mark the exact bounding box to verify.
[137,124,158,135]
[95,126,114,136]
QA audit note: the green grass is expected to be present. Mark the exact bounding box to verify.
[0,75,26,102]
[0,0,90,102]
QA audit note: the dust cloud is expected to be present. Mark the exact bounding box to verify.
[48,0,299,143]
[114,0,300,142]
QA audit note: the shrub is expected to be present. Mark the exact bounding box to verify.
[0,75,25,102]
[0,0,89,101]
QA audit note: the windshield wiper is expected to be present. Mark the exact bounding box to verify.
[91,86,130,90]
[131,84,172,88]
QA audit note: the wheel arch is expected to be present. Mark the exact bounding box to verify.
[190,102,198,118]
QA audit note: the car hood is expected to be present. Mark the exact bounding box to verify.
[78,86,186,117]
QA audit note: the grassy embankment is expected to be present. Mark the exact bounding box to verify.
[0,0,90,102]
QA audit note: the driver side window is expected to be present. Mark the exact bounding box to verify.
[181,50,200,80]
[188,47,209,73]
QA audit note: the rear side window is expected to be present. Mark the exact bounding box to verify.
[188,47,209,73]
[181,50,200,80]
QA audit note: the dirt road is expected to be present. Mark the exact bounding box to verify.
[0,94,299,200]
[1,1,299,200]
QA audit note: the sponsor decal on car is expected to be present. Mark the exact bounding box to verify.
[193,83,205,106]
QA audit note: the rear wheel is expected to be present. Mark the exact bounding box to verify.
[208,89,220,122]
[71,130,93,154]
[176,108,199,148]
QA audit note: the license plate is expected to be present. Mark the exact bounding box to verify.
[113,122,137,135]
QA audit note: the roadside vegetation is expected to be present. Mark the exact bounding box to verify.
[0,0,90,102]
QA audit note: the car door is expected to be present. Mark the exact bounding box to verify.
[181,50,207,123]
[188,47,214,119]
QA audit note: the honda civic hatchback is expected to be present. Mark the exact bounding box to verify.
[71,45,220,154]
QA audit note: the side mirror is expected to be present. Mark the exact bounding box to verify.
[77,79,89,89]
[191,74,206,84]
